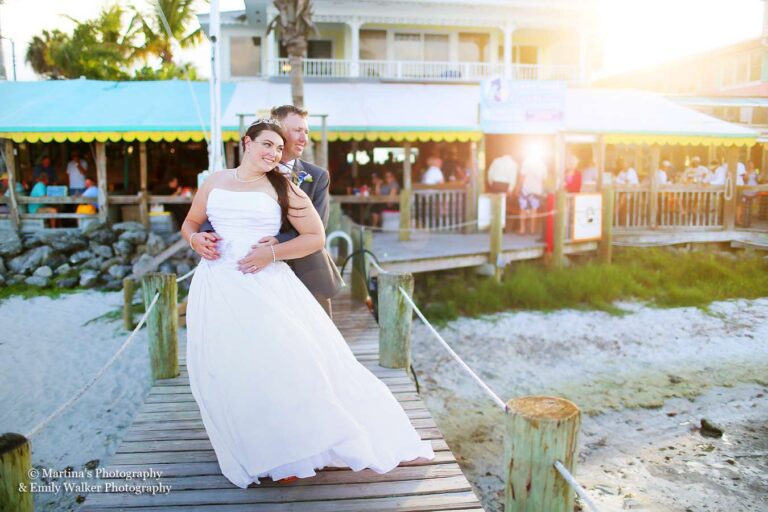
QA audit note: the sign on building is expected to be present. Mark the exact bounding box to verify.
[571,193,602,241]
[480,77,566,134]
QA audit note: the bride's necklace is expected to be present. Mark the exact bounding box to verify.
[233,167,267,183]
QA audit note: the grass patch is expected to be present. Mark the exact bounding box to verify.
[413,247,768,322]
[0,282,85,303]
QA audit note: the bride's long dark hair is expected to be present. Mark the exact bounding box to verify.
[241,119,304,228]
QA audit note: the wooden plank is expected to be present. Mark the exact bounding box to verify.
[81,491,481,512]
[96,142,109,224]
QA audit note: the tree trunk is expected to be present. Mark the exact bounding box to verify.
[289,50,305,108]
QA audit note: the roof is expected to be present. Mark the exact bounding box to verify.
[0,79,758,146]
[0,79,236,143]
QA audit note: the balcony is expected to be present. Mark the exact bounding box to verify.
[268,58,581,83]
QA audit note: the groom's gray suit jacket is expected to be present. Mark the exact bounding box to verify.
[277,159,343,300]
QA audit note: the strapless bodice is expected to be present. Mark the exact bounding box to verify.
[206,188,282,262]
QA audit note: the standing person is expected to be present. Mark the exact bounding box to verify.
[656,160,671,185]
[33,155,57,185]
[615,157,639,185]
[420,156,445,185]
[518,153,547,235]
[235,105,342,317]
[681,156,711,184]
[565,155,582,193]
[487,154,518,194]
[67,148,88,195]
[181,119,434,489]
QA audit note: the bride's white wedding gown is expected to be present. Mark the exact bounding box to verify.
[186,188,434,488]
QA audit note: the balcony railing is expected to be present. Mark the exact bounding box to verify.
[270,58,580,83]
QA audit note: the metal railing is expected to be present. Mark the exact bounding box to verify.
[270,58,579,83]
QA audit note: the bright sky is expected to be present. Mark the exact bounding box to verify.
[0,0,764,81]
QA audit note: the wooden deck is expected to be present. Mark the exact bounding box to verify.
[80,292,483,511]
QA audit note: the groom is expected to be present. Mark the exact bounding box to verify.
[237,105,342,317]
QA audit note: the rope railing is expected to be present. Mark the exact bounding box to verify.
[396,285,508,411]
[351,219,478,233]
[22,270,194,439]
[554,460,600,512]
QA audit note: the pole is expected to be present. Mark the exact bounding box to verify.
[399,142,413,241]
[96,142,109,225]
[142,273,179,381]
[3,139,19,231]
[378,272,414,369]
[208,0,223,173]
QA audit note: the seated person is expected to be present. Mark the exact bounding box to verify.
[371,171,401,227]
[29,174,59,227]
[76,178,99,214]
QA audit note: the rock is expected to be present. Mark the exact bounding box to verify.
[25,275,50,287]
[176,262,192,278]
[9,246,53,274]
[90,243,113,259]
[83,459,100,471]
[0,274,5,286]
[132,254,154,276]
[55,263,72,275]
[86,227,115,245]
[0,230,23,256]
[0,257,5,274]
[81,221,107,237]
[668,374,684,384]
[34,266,53,278]
[82,257,106,271]
[700,418,724,438]
[107,265,131,280]
[79,269,100,288]
[112,221,146,233]
[119,229,147,245]
[69,250,95,265]
[102,278,122,291]
[56,277,78,288]
[100,257,124,273]
[158,262,175,274]
[31,232,87,252]
[112,240,133,257]
[145,232,167,256]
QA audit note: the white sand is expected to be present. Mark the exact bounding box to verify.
[411,298,768,512]
[0,291,154,512]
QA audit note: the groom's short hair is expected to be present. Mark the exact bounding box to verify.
[270,105,308,121]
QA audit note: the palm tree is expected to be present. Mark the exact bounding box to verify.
[267,0,319,108]
[135,0,203,65]
[25,29,70,79]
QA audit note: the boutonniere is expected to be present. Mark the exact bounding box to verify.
[292,170,314,186]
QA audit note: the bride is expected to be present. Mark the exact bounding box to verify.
[180,119,434,488]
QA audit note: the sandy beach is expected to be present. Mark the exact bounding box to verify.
[411,298,768,512]
[0,291,154,512]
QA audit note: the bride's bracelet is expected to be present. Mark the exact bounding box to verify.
[270,244,277,262]
[189,232,200,251]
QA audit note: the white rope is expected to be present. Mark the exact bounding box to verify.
[554,460,600,512]
[25,292,161,439]
[150,0,210,146]
[506,209,557,220]
[366,254,385,273]
[397,286,507,411]
[176,267,196,283]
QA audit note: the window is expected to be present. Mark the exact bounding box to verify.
[230,36,261,76]
[749,50,762,82]
[424,34,450,61]
[458,33,489,62]
[515,46,538,65]
[279,40,332,59]
[394,33,422,61]
[360,30,386,60]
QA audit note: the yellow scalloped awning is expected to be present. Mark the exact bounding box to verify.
[603,133,757,147]
[3,131,243,144]
[309,131,483,143]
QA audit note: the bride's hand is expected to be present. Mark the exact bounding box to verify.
[254,236,278,247]
[237,246,273,274]
[190,232,221,260]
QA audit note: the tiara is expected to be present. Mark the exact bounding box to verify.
[249,117,284,128]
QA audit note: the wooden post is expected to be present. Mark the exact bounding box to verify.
[0,433,34,512]
[550,134,567,268]
[490,193,504,281]
[649,145,660,229]
[351,226,372,302]
[137,142,149,228]
[328,199,342,233]
[320,114,329,171]
[599,185,614,263]
[141,272,179,381]
[123,277,136,330]
[594,136,606,191]
[95,142,109,225]
[225,141,235,169]
[723,145,739,230]
[551,189,566,269]
[465,140,479,234]
[400,142,413,241]
[351,140,359,179]
[378,272,414,369]
[3,140,20,231]
[505,396,581,512]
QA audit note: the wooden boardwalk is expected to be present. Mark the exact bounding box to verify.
[80,292,483,511]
